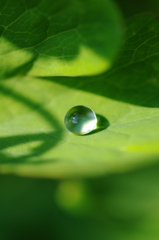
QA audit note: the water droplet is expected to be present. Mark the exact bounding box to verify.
[64,105,97,135]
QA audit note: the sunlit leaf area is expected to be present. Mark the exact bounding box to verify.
[1,0,159,239]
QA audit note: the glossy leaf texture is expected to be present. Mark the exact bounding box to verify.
[0,0,122,77]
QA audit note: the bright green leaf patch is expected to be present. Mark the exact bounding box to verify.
[0,74,159,178]
[0,0,122,77]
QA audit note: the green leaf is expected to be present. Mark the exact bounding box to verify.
[1,14,159,179]
[0,0,122,77]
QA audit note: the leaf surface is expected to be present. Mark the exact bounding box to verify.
[0,0,122,77]
[1,14,159,179]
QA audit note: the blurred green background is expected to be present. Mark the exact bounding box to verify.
[1,162,159,240]
[1,0,159,239]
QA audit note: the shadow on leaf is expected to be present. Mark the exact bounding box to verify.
[86,114,110,135]
[0,84,63,163]
[41,14,159,108]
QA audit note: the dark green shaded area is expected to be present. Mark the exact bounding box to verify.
[0,0,122,77]
[48,14,159,107]
[1,162,159,240]
[116,0,159,17]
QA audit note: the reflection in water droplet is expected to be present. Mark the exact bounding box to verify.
[64,105,97,135]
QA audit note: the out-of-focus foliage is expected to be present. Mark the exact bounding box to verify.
[1,162,159,240]
[116,0,159,17]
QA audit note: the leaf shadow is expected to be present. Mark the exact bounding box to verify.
[0,0,122,79]
[41,66,159,108]
[0,84,63,164]
[0,131,63,164]
[2,55,39,79]
[86,114,110,135]
[40,14,159,108]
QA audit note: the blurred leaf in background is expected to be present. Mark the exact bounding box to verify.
[116,0,159,17]
[1,162,159,240]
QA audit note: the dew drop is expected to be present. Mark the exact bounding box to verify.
[64,105,97,135]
